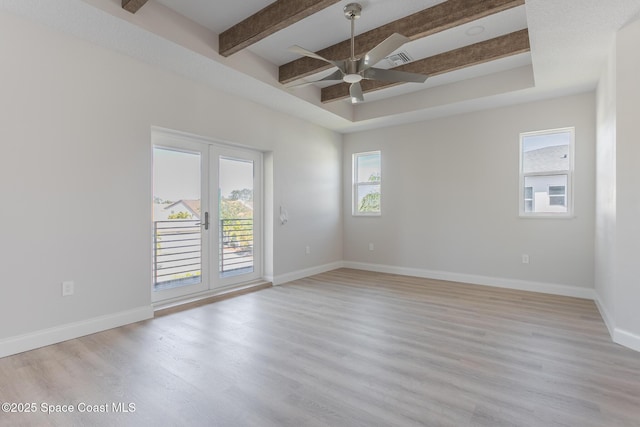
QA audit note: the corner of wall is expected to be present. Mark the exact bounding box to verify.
[263,151,274,281]
[593,290,615,337]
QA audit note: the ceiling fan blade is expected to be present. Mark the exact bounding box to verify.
[360,33,410,70]
[349,82,364,103]
[286,69,345,88]
[317,69,345,82]
[363,67,428,83]
[288,45,345,71]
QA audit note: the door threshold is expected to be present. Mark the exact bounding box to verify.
[154,280,272,317]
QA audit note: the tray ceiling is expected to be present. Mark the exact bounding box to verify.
[4,0,640,132]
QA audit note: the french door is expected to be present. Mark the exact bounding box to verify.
[152,129,262,303]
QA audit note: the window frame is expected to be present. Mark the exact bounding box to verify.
[548,185,566,207]
[352,150,382,216]
[524,186,534,213]
[518,127,575,218]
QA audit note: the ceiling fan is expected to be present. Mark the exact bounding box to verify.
[287,2,428,103]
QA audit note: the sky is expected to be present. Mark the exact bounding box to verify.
[153,148,253,202]
[356,152,381,182]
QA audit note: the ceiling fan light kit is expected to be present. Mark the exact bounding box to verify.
[343,74,363,83]
[288,2,428,103]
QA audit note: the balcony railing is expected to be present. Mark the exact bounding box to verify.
[220,218,253,277]
[153,218,253,289]
[153,220,202,289]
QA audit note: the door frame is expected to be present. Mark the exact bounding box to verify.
[151,127,263,304]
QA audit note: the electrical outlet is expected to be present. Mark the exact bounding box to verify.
[369,243,375,251]
[522,254,530,264]
[62,281,74,296]
[305,246,311,255]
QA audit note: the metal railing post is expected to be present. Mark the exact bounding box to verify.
[153,221,158,286]
[220,219,225,273]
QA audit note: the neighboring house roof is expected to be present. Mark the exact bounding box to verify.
[523,145,569,174]
[165,199,201,219]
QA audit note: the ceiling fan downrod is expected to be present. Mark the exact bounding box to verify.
[344,3,361,62]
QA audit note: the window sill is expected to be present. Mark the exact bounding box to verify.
[519,213,575,219]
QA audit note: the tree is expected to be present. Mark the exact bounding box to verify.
[359,192,380,212]
[220,199,251,220]
[358,173,381,212]
[220,193,253,252]
[154,196,173,204]
[228,188,253,202]
[168,211,192,219]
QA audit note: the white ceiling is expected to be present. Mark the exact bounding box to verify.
[3,0,640,133]
[155,0,529,90]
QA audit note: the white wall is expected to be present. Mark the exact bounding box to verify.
[343,93,596,296]
[0,10,342,354]
[614,18,640,342]
[595,37,617,329]
[595,17,640,351]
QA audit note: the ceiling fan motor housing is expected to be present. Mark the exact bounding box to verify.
[344,3,362,20]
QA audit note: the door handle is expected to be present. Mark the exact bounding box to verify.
[196,212,209,230]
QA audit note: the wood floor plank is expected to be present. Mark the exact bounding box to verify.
[1,268,640,426]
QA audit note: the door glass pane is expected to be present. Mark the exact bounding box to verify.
[153,147,202,291]
[219,157,254,278]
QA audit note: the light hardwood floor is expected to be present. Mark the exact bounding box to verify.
[1,269,640,426]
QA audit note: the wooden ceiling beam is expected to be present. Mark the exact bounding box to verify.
[279,0,524,84]
[320,29,530,103]
[122,0,149,14]
[219,0,342,57]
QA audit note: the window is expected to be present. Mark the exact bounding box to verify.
[519,128,574,217]
[548,185,566,206]
[353,151,381,215]
[524,186,534,212]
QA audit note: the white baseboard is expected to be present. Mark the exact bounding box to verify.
[593,292,615,336]
[613,329,640,353]
[343,261,596,300]
[6,265,635,358]
[263,274,274,283]
[273,261,345,286]
[0,306,154,359]
[593,292,640,352]
[344,262,640,353]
